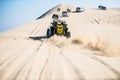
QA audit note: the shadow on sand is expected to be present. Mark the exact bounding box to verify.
[71,11,83,13]
[29,36,48,40]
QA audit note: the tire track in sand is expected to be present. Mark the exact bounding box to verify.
[90,56,120,79]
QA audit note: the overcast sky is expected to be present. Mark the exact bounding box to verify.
[0,0,120,32]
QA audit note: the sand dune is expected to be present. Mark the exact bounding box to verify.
[0,4,120,80]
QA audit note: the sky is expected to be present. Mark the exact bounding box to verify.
[0,0,120,32]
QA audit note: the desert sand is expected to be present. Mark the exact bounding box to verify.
[0,4,120,80]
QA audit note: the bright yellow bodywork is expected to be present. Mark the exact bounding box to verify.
[56,24,64,35]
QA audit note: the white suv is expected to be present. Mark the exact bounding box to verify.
[76,7,85,12]
[62,11,68,17]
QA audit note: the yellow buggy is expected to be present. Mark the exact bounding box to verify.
[47,20,70,38]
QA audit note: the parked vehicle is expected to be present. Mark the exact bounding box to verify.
[67,8,71,12]
[57,7,61,11]
[98,5,107,10]
[76,7,85,12]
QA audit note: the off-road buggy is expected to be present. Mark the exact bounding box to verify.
[47,20,70,38]
[52,14,59,20]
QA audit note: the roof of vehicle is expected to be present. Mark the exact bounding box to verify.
[53,14,58,15]
[76,7,80,9]
[53,20,66,24]
[62,11,67,13]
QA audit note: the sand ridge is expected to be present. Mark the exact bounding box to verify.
[0,4,120,80]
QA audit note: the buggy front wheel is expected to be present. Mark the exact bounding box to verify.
[47,29,52,38]
[66,32,71,38]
